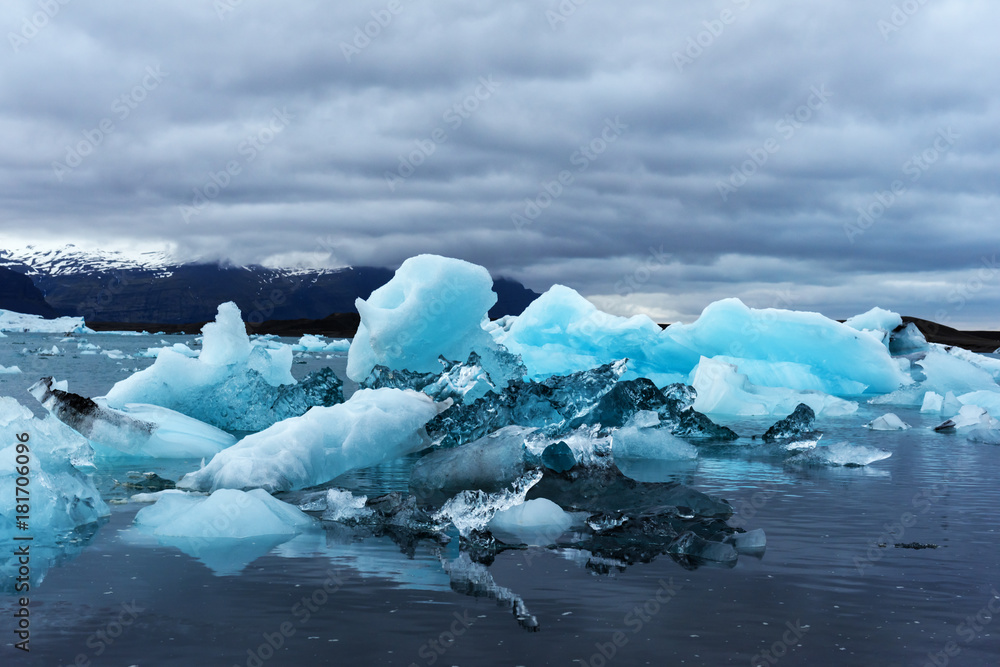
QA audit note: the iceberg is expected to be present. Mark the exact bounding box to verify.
[178,388,442,493]
[0,364,21,374]
[0,309,92,334]
[762,404,818,443]
[105,302,344,430]
[666,299,909,395]
[347,255,501,382]
[134,488,315,538]
[492,284,691,385]
[410,426,534,500]
[132,488,317,576]
[611,412,699,461]
[0,397,109,567]
[293,334,351,353]
[30,377,236,458]
[865,413,910,431]
[690,357,858,416]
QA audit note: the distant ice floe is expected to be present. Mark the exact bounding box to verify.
[0,309,92,334]
[292,334,351,353]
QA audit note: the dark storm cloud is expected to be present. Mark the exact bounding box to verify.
[1,0,998,326]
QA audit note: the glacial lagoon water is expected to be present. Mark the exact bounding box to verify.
[2,332,999,666]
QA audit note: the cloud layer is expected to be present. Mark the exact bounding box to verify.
[2,0,998,327]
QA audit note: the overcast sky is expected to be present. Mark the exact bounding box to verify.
[1,0,998,327]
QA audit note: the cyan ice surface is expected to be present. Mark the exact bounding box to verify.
[691,356,858,416]
[106,302,344,430]
[178,388,442,492]
[347,255,500,381]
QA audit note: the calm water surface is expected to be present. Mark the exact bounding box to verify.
[1,332,998,666]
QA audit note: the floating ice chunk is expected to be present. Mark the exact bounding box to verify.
[667,531,738,565]
[666,299,910,395]
[865,413,910,431]
[410,426,534,500]
[293,334,351,353]
[106,302,343,430]
[725,528,767,552]
[179,388,442,493]
[488,498,572,545]
[787,442,891,467]
[321,489,372,522]
[611,412,699,461]
[101,349,127,360]
[934,404,989,431]
[0,397,108,549]
[30,377,236,459]
[0,364,20,374]
[921,392,944,413]
[131,488,316,575]
[540,441,576,473]
[762,404,817,443]
[134,489,314,538]
[434,470,543,537]
[137,343,199,359]
[691,357,858,417]
[347,255,500,382]
[0,309,92,334]
[967,417,1000,445]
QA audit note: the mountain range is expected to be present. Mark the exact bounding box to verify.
[0,246,540,325]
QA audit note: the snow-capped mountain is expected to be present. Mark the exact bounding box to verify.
[0,244,176,278]
[0,245,540,325]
